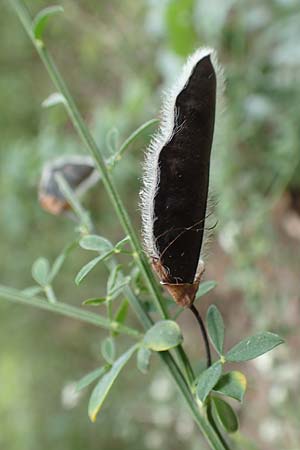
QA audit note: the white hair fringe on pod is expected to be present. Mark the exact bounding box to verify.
[140,47,225,309]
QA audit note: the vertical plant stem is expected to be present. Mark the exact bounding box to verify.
[11,2,231,448]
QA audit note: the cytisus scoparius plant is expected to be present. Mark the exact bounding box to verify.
[1,3,284,450]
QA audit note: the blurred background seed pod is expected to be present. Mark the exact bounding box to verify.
[38,155,98,215]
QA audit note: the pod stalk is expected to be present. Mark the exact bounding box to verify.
[189,304,212,368]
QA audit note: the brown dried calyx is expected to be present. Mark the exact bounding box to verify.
[152,258,205,308]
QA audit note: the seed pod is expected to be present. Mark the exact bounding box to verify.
[141,48,222,307]
[39,155,98,215]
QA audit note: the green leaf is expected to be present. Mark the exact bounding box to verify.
[196,281,217,299]
[211,397,239,433]
[143,320,183,351]
[108,279,130,301]
[108,119,159,168]
[82,297,107,306]
[33,6,64,40]
[206,305,225,355]
[131,267,148,294]
[32,257,50,286]
[49,253,65,281]
[101,337,116,364]
[106,127,119,155]
[196,362,222,404]
[75,256,102,285]
[79,235,113,253]
[213,371,247,402]
[22,286,43,297]
[49,240,78,282]
[107,265,122,294]
[137,347,152,374]
[226,332,284,362]
[106,266,130,300]
[88,345,137,422]
[42,92,66,108]
[115,236,131,252]
[114,299,129,324]
[76,366,109,392]
[113,299,129,337]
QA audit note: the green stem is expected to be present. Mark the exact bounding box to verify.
[108,118,159,167]
[44,284,57,304]
[0,285,141,338]
[10,3,231,448]
[55,173,92,232]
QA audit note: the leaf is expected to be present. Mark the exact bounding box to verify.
[49,240,78,282]
[196,362,222,404]
[109,119,159,167]
[105,127,119,155]
[32,257,50,286]
[115,236,131,252]
[196,281,217,299]
[113,299,129,337]
[101,337,116,364]
[107,265,122,294]
[114,299,129,324]
[33,6,64,40]
[131,267,148,294]
[42,92,66,108]
[76,366,109,392]
[79,235,113,253]
[88,345,137,422]
[137,347,152,374]
[206,305,225,355]
[22,286,43,297]
[82,297,107,306]
[106,266,130,300]
[213,371,247,402]
[75,256,103,285]
[143,320,183,351]
[49,253,65,281]
[211,397,239,433]
[225,332,284,362]
[108,279,130,301]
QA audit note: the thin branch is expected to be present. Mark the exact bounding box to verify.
[0,285,141,338]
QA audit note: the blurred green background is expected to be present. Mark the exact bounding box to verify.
[1,1,300,449]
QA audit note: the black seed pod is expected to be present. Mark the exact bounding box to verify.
[39,155,98,215]
[141,48,221,307]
